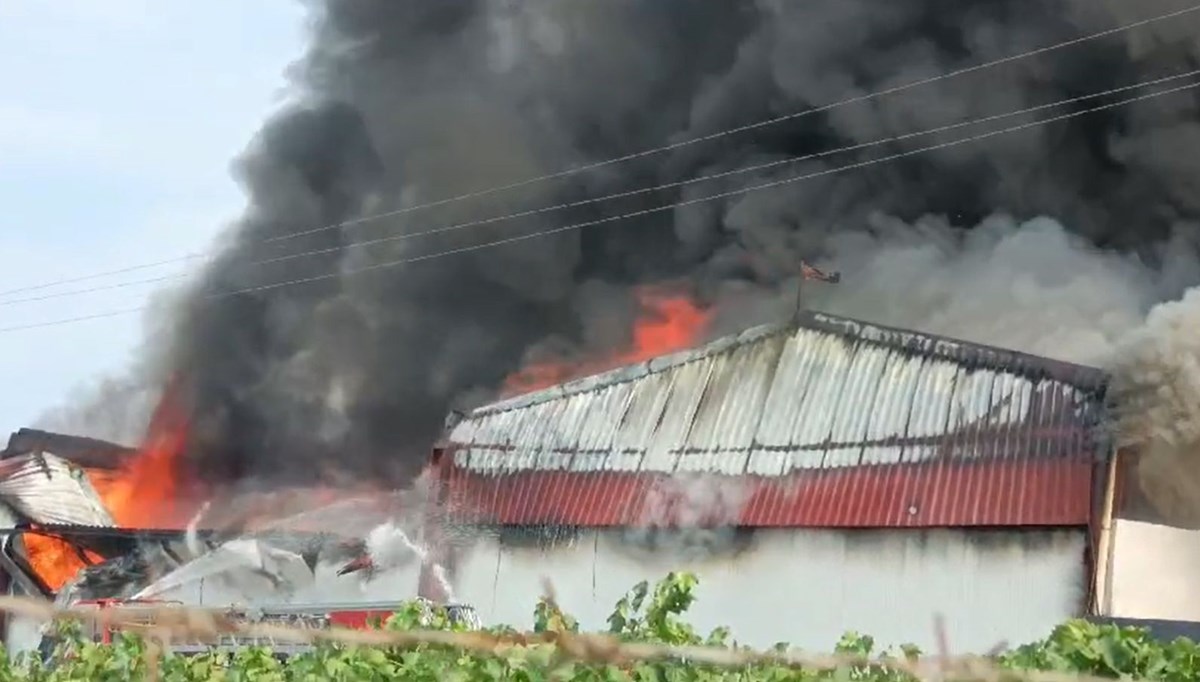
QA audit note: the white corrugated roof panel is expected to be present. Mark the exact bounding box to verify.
[447,312,1109,478]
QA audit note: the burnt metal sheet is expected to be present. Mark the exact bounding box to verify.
[3,428,134,470]
[442,310,1109,528]
[0,453,113,527]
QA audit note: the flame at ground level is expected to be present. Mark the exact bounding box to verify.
[23,533,104,593]
[503,286,712,396]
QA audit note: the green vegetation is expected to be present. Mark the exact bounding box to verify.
[5,573,1200,680]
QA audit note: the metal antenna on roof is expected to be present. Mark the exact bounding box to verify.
[792,259,841,323]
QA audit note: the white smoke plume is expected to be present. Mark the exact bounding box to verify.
[1107,288,1200,526]
[709,212,1180,367]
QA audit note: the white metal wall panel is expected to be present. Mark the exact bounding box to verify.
[453,528,1086,654]
[1108,519,1200,621]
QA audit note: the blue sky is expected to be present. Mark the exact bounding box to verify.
[0,2,306,438]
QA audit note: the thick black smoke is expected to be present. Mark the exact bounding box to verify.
[44,0,1200,489]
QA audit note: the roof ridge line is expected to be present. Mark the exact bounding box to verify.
[465,310,1108,419]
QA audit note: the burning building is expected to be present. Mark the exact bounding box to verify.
[58,0,1200,500]
[0,424,431,653]
[3,303,1197,655]
[425,309,1113,653]
[15,0,1200,656]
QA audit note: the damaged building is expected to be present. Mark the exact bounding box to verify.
[428,310,1116,652]
[0,429,428,653]
[0,430,133,649]
[6,310,1200,653]
[0,311,1122,653]
[0,431,122,591]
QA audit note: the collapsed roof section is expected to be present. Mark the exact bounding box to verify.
[0,429,425,604]
[24,524,370,604]
[3,428,134,471]
[0,454,113,528]
[439,310,1111,529]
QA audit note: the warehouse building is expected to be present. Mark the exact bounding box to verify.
[14,310,1200,652]
[429,310,1113,652]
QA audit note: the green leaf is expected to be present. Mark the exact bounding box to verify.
[13,573,1200,681]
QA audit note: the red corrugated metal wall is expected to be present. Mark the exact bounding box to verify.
[437,455,1095,528]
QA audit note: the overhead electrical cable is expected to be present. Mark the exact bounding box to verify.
[3,77,1198,334]
[4,68,1200,309]
[2,2,1198,300]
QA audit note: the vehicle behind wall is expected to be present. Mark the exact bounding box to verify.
[37,597,481,660]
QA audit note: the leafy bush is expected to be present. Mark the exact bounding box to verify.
[3,572,1199,680]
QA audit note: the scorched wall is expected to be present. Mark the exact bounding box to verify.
[448,527,1086,653]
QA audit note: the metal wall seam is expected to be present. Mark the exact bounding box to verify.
[641,359,709,472]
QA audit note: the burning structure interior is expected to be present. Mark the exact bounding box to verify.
[0,426,429,653]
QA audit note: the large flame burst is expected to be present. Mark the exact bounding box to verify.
[23,287,711,592]
[503,286,712,396]
[23,380,200,592]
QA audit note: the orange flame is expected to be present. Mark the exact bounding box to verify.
[23,533,103,592]
[88,378,198,529]
[23,379,200,592]
[503,285,712,396]
[19,287,705,591]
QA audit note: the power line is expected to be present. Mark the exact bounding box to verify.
[4,2,1199,301]
[4,77,1197,335]
[7,67,1200,309]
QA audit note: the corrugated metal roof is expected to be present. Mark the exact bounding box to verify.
[439,311,1110,528]
[0,453,114,527]
[3,428,134,470]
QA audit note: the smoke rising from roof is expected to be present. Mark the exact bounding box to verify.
[38,1,1200,496]
[1108,288,1200,527]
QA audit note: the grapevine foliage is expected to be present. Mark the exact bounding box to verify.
[3,573,1198,680]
